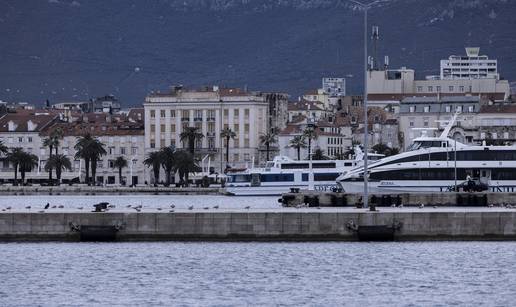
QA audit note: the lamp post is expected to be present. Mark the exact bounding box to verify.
[349,0,380,211]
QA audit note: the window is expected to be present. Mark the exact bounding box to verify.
[170,110,176,117]
[445,106,451,113]
[428,86,433,92]
[150,110,155,118]
[120,147,126,155]
[417,86,423,92]
[409,106,416,113]
[161,125,166,133]
[468,106,474,113]
[150,125,155,133]
[28,137,33,143]
[424,121,429,127]
[459,86,465,92]
[409,121,414,127]
[436,86,441,92]
[504,132,509,139]
[18,137,23,143]
[160,110,166,118]
[424,106,430,113]
[150,142,155,149]
[456,106,463,112]
[108,160,115,168]
[109,147,115,155]
[131,147,137,154]
[449,86,454,92]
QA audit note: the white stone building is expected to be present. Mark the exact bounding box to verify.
[144,86,269,172]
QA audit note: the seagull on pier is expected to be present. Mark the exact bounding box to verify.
[78,206,83,210]
[126,205,132,208]
[188,205,194,210]
[51,205,57,209]
[157,207,162,211]
[419,204,425,209]
[213,205,219,209]
[25,206,31,210]
[44,203,50,209]
[244,206,250,210]
[58,205,64,209]
[6,206,11,210]
[169,209,174,213]
[134,207,141,212]
[203,207,209,210]
[170,204,175,208]
[38,210,45,213]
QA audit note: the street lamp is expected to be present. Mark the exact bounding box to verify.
[349,0,380,211]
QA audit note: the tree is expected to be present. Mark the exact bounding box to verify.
[159,146,176,186]
[43,136,58,183]
[289,135,307,161]
[220,127,236,164]
[312,149,328,160]
[180,126,204,155]
[74,134,106,185]
[45,154,71,184]
[112,156,128,185]
[0,140,8,156]
[144,151,161,186]
[173,150,199,187]
[303,127,317,159]
[50,127,64,155]
[89,139,107,185]
[6,148,24,185]
[372,143,399,157]
[259,131,277,161]
[7,148,38,186]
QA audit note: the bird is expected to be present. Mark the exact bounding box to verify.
[419,204,425,209]
[488,204,494,208]
[25,206,31,210]
[77,206,83,210]
[188,205,194,210]
[51,205,57,209]
[38,210,45,213]
[244,206,250,210]
[203,207,209,210]
[213,205,219,209]
[170,204,175,208]
[1,209,5,212]
[58,205,64,209]
[44,203,50,209]
[134,208,141,212]
[316,207,321,210]
[6,206,11,210]
[157,207,162,211]
[169,209,175,213]
[433,205,437,209]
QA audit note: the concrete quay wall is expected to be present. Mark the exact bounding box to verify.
[0,186,222,195]
[1,210,516,241]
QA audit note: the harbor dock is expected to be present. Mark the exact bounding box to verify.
[1,207,516,241]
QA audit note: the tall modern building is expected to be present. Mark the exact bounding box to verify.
[440,47,499,80]
[322,78,346,96]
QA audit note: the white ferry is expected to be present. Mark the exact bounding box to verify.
[337,112,516,193]
[225,148,384,196]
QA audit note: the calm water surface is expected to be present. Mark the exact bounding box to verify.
[0,242,515,306]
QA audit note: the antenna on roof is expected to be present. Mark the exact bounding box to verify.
[371,26,379,70]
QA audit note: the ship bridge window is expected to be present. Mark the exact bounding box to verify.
[265,162,274,168]
[281,163,309,169]
[260,174,294,182]
[314,173,340,181]
[229,174,251,183]
[312,162,336,169]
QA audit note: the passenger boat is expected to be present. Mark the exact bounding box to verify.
[337,112,516,193]
[224,148,383,196]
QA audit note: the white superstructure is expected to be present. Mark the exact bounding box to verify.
[440,47,499,80]
[337,113,516,193]
[225,149,384,196]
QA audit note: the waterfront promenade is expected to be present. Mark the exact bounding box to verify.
[0,185,222,195]
[1,207,515,241]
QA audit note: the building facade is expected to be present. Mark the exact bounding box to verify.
[144,86,269,172]
[440,47,498,80]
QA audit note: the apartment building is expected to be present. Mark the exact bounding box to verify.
[440,47,498,80]
[144,86,269,171]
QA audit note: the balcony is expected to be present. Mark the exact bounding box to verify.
[181,117,190,122]
[207,117,216,122]
[193,117,203,122]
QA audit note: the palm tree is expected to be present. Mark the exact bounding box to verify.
[180,126,204,155]
[112,156,128,185]
[89,139,107,185]
[18,151,38,185]
[74,134,106,185]
[45,154,71,184]
[220,127,236,164]
[50,127,64,155]
[259,131,277,161]
[312,149,328,160]
[6,148,24,185]
[173,150,199,187]
[159,146,176,186]
[289,135,307,160]
[43,136,58,183]
[144,151,161,186]
[303,126,317,159]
